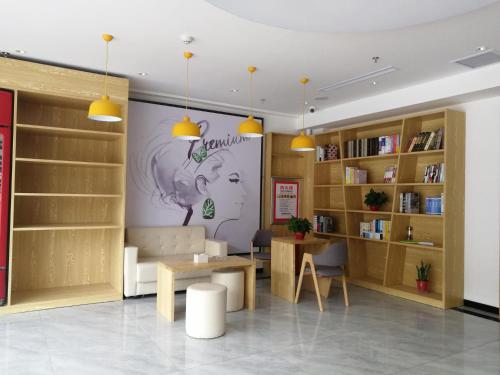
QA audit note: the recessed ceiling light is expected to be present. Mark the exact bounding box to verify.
[476,46,487,52]
[15,49,26,54]
[229,88,239,93]
[372,81,377,85]
[137,72,148,76]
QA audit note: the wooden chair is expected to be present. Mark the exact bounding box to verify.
[295,242,349,311]
[250,229,272,264]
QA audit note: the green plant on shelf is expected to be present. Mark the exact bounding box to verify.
[363,188,388,211]
[416,260,431,281]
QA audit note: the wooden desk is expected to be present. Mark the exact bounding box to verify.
[271,237,328,302]
[157,255,256,322]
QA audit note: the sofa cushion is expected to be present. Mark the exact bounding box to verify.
[137,256,212,283]
[126,226,206,257]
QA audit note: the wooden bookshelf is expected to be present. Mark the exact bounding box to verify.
[312,109,465,308]
[0,57,128,314]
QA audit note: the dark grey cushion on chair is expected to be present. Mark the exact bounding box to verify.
[254,252,271,261]
[252,229,272,247]
[315,265,344,277]
[312,241,348,267]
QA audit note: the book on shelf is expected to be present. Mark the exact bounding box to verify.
[425,194,444,215]
[383,165,397,183]
[344,134,400,158]
[406,128,445,152]
[316,144,339,162]
[314,215,334,233]
[345,167,367,184]
[423,163,445,183]
[399,192,420,213]
[359,219,391,240]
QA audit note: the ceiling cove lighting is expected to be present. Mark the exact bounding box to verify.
[238,66,263,138]
[318,66,398,92]
[171,52,201,141]
[291,77,315,152]
[88,34,122,122]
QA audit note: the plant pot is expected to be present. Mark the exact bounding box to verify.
[416,280,429,293]
[369,206,380,211]
[294,232,305,240]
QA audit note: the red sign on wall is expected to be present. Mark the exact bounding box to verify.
[272,178,300,223]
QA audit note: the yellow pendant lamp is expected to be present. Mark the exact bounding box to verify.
[238,66,263,138]
[291,77,315,152]
[172,52,201,141]
[88,34,122,122]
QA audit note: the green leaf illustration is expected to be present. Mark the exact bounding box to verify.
[202,198,215,219]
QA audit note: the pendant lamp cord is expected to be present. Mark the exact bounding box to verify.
[185,57,189,117]
[104,40,109,97]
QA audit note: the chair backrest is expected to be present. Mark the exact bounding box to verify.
[251,229,272,248]
[313,241,348,267]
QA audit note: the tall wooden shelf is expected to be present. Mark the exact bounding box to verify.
[312,109,465,309]
[0,57,128,314]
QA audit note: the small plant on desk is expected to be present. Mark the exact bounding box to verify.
[416,260,431,293]
[364,188,388,211]
[288,216,312,240]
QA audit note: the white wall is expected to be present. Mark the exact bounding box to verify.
[452,97,500,307]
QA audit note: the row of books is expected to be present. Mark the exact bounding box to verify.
[345,167,367,184]
[399,192,420,214]
[423,163,445,183]
[406,128,444,152]
[316,144,339,162]
[425,194,444,215]
[383,165,397,183]
[313,215,334,233]
[344,134,400,158]
[359,219,391,240]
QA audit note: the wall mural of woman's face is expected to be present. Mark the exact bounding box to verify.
[203,153,246,221]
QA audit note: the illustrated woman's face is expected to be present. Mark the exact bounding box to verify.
[204,154,246,220]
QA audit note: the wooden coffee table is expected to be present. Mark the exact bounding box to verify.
[157,255,256,322]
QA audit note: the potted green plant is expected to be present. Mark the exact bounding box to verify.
[416,260,431,292]
[288,216,313,240]
[364,188,388,211]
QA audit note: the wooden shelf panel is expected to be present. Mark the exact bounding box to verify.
[14,193,122,198]
[392,213,444,219]
[349,235,388,243]
[349,276,384,289]
[313,232,346,238]
[314,184,343,188]
[347,209,392,215]
[272,153,304,159]
[345,183,395,187]
[16,158,123,168]
[390,241,443,251]
[13,224,122,231]
[5,283,121,314]
[343,153,398,162]
[16,123,124,140]
[397,183,444,186]
[313,207,344,212]
[387,284,442,305]
[314,159,341,165]
[400,149,444,157]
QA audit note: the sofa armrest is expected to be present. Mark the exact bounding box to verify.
[124,245,139,297]
[205,239,228,257]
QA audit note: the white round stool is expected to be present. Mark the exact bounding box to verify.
[185,283,227,339]
[211,268,244,312]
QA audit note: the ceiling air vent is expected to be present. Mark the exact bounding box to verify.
[318,66,398,92]
[451,50,500,69]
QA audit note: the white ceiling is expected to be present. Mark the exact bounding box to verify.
[1,0,500,115]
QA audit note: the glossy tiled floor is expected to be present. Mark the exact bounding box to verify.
[0,280,499,374]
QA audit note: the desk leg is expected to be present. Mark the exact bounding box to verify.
[157,263,175,322]
[271,240,296,302]
[243,264,256,311]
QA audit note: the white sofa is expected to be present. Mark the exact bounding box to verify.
[124,226,228,297]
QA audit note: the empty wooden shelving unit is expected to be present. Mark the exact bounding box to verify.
[312,109,465,308]
[0,57,128,313]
